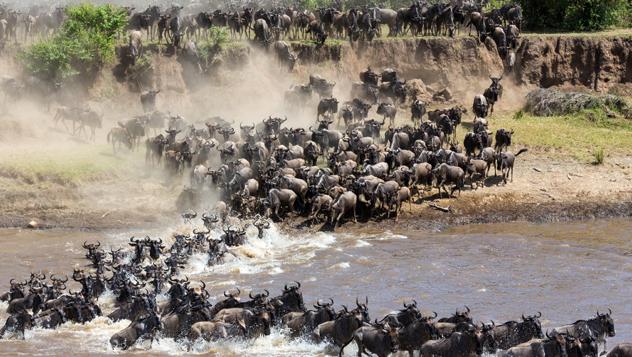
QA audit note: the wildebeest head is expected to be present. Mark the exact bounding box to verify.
[280,281,304,312]
[354,296,370,322]
[521,312,544,338]
[596,309,615,337]
[480,321,497,352]
[167,276,189,301]
[314,298,336,321]
[144,237,165,260]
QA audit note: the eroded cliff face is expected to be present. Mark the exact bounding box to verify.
[291,35,632,92]
[514,36,632,91]
[82,34,632,117]
[292,37,504,89]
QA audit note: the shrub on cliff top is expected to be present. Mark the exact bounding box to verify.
[18,4,127,83]
[519,0,630,31]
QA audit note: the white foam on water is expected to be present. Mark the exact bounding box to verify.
[354,240,372,247]
[329,262,351,270]
[363,231,408,241]
[185,327,333,357]
[180,223,336,277]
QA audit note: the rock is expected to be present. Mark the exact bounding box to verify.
[27,220,39,229]
[433,87,453,102]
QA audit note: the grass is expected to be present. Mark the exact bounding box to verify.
[592,148,605,165]
[455,108,632,162]
[0,144,140,186]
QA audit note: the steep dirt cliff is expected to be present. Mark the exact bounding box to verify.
[290,34,632,93]
[514,36,632,91]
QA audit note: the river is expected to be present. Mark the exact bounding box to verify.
[0,219,630,356]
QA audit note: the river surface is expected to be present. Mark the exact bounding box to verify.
[0,219,631,356]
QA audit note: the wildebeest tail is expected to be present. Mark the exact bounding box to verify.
[515,148,528,157]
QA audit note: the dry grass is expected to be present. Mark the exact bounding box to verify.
[0,144,141,186]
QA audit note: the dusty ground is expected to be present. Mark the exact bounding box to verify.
[2,149,632,232]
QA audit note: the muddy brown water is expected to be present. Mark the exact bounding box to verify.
[0,219,631,356]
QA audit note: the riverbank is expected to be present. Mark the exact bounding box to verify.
[2,148,631,232]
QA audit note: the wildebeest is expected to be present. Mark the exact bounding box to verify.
[411,99,427,126]
[492,313,544,350]
[420,326,483,357]
[607,343,632,357]
[341,322,399,357]
[484,76,503,114]
[317,97,339,120]
[495,128,513,152]
[433,163,465,197]
[140,89,160,113]
[377,102,397,127]
[496,148,528,184]
[472,94,489,118]
[110,312,161,350]
[107,127,133,154]
[554,310,616,353]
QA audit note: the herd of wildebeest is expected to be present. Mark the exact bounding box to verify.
[0,233,625,356]
[82,66,520,229]
[4,2,630,355]
[0,0,519,68]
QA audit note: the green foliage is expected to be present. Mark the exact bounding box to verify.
[513,109,524,120]
[199,27,230,64]
[18,4,127,83]
[520,0,630,31]
[592,147,605,165]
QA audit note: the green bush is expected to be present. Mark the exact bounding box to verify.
[199,27,230,65]
[520,0,630,31]
[18,4,127,83]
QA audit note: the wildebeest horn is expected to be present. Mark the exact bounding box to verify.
[546,330,551,339]
[536,311,542,318]
[465,305,470,313]
[491,320,495,327]
[200,281,206,291]
[249,291,255,299]
[95,241,100,247]
[295,281,301,289]
[224,290,230,297]
[10,278,15,285]
[608,308,612,315]
[522,314,526,320]
[83,241,89,248]
[329,298,334,306]
[264,289,269,297]
[432,311,438,318]
[342,305,348,312]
